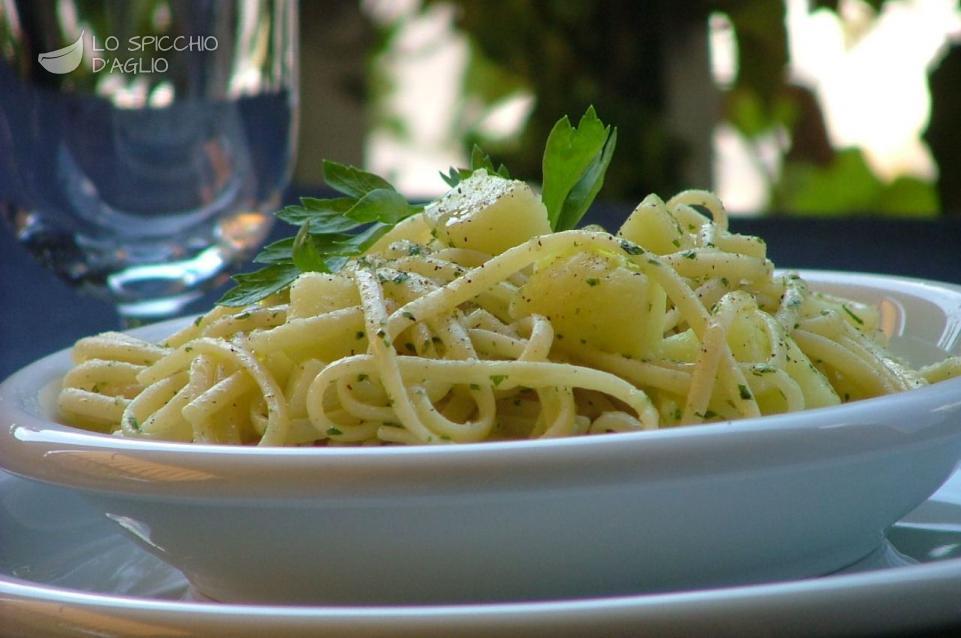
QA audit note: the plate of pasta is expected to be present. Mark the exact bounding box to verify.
[2,110,961,605]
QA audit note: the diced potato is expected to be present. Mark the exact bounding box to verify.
[618,194,693,255]
[366,212,432,254]
[425,170,551,255]
[511,250,664,359]
[288,272,359,318]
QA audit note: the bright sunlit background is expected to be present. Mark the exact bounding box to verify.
[297,0,961,216]
[712,0,960,213]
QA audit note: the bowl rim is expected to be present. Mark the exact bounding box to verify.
[2,269,961,499]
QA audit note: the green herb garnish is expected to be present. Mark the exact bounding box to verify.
[842,304,864,325]
[218,162,422,306]
[541,106,618,231]
[441,144,511,187]
[220,108,616,306]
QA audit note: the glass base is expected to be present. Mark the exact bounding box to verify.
[108,243,238,326]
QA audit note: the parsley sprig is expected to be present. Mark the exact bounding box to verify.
[219,161,422,306]
[541,106,617,231]
[440,144,511,187]
[219,107,616,307]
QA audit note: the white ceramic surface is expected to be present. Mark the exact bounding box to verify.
[1,468,961,637]
[1,271,961,605]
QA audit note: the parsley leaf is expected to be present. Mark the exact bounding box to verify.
[218,262,300,308]
[440,144,511,187]
[342,189,414,224]
[253,237,295,264]
[322,160,395,199]
[220,163,420,305]
[292,224,330,272]
[470,145,511,180]
[541,106,617,231]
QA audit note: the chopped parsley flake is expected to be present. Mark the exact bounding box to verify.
[842,304,864,325]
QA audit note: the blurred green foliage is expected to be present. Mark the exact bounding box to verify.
[410,0,957,215]
[780,148,939,216]
[425,1,689,204]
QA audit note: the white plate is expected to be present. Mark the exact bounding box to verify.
[2,271,961,606]
[1,467,961,637]
[0,272,961,605]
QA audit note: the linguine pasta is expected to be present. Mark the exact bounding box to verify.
[57,175,961,446]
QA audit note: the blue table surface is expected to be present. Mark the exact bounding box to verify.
[2,195,960,381]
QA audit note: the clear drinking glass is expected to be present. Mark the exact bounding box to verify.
[0,0,298,325]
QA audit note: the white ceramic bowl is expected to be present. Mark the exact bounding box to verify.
[2,271,961,605]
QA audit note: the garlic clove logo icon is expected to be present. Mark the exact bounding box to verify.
[38,31,85,74]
